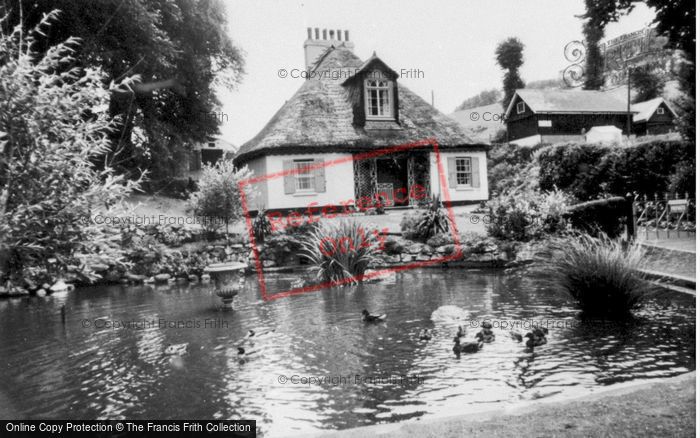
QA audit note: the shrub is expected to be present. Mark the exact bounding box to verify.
[299,220,378,285]
[400,195,450,241]
[486,190,571,241]
[252,210,272,243]
[538,139,695,201]
[0,16,140,287]
[538,234,653,319]
[564,197,628,238]
[187,160,252,235]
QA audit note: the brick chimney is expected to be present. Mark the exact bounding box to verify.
[304,27,354,69]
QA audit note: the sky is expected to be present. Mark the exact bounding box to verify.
[218,0,657,146]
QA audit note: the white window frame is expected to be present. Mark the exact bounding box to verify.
[516,101,525,114]
[365,77,394,120]
[294,159,315,193]
[455,157,473,188]
[656,107,665,115]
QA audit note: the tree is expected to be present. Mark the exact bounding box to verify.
[0,15,139,289]
[187,160,252,237]
[454,89,502,112]
[0,0,245,180]
[581,0,695,139]
[630,66,664,102]
[582,3,605,90]
[495,37,525,109]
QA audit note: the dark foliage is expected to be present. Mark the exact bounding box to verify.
[495,37,525,108]
[564,197,628,238]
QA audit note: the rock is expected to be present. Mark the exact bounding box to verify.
[144,276,155,284]
[232,244,244,250]
[201,273,211,282]
[119,278,129,285]
[421,245,435,255]
[407,243,424,254]
[437,244,456,255]
[188,274,199,282]
[90,263,110,272]
[176,277,188,284]
[262,260,276,268]
[125,273,146,284]
[36,288,47,297]
[154,273,171,284]
[466,253,494,263]
[50,280,69,293]
[385,254,401,264]
[416,254,432,261]
[497,251,512,262]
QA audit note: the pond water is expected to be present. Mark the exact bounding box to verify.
[0,269,694,437]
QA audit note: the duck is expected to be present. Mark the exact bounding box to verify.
[165,343,188,355]
[510,330,523,343]
[453,336,483,355]
[525,332,547,348]
[418,329,432,341]
[476,329,495,343]
[247,329,255,337]
[456,325,466,338]
[362,309,386,323]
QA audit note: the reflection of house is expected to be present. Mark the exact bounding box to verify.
[190,136,237,172]
[234,28,488,212]
[504,89,631,145]
[631,97,677,136]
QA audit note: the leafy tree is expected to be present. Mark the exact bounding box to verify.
[630,66,664,102]
[582,2,605,90]
[495,38,525,109]
[454,89,502,111]
[1,0,245,180]
[581,0,695,139]
[0,15,140,288]
[187,160,252,236]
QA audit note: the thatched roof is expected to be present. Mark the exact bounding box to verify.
[235,45,482,163]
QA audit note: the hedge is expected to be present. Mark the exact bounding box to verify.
[538,139,695,201]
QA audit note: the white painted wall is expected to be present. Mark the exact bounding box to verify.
[243,156,268,210]
[264,153,355,209]
[429,150,489,202]
[510,134,542,146]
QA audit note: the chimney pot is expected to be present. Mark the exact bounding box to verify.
[322,29,327,39]
[345,30,350,41]
[314,28,320,39]
[337,29,342,40]
[307,27,312,39]
[329,30,335,39]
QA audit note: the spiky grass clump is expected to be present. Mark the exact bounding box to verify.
[299,220,379,285]
[540,234,654,319]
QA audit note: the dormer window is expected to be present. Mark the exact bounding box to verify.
[365,78,393,119]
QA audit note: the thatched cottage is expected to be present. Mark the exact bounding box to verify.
[234,28,488,212]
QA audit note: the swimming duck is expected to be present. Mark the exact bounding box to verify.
[362,309,386,323]
[476,329,495,343]
[165,343,188,355]
[510,330,523,343]
[456,325,466,338]
[237,346,246,355]
[453,336,483,355]
[247,329,255,337]
[525,332,547,348]
[418,329,432,341]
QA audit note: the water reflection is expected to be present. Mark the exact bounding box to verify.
[0,269,694,436]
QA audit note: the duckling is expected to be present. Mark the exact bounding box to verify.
[510,330,523,343]
[453,336,483,355]
[247,329,255,338]
[165,343,188,355]
[456,325,466,338]
[476,329,495,343]
[418,329,432,341]
[525,332,547,348]
[237,346,246,355]
[362,309,386,323]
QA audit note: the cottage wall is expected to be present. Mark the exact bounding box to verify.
[429,150,489,203]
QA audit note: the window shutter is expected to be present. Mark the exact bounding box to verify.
[314,159,326,192]
[283,160,295,194]
[471,157,480,188]
[447,157,457,188]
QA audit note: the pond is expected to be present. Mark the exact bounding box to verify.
[0,269,694,437]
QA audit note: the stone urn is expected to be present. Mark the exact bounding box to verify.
[203,261,247,310]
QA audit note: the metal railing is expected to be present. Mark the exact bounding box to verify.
[633,192,696,240]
